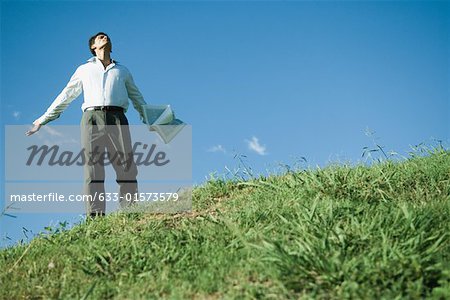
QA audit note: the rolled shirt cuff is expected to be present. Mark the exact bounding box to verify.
[34,115,52,126]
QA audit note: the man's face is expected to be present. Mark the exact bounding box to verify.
[91,34,111,53]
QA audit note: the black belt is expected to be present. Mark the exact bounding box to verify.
[84,106,124,112]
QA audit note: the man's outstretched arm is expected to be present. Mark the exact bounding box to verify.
[26,67,83,136]
[125,71,148,123]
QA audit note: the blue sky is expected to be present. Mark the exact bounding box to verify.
[1,0,449,248]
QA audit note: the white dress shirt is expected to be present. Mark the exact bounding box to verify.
[35,57,147,125]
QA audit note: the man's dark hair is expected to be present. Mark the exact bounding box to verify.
[89,32,112,56]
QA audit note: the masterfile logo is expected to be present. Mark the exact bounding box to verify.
[25,142,170,167]
[4,125,192,214]
[5,125,192,181]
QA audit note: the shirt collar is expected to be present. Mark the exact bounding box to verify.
[87,57,119,64]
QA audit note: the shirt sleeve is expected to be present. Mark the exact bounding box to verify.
[35,67,83,125]
[125,70,148,124]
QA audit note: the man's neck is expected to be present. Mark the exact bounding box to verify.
[95,51,112,69]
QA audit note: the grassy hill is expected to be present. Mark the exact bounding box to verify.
[1,150,450,299]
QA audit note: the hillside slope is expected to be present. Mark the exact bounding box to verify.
[1,150,450,299]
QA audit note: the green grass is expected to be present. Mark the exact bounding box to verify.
[1,150,450,299]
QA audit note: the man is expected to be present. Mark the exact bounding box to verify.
[26,32,148,218]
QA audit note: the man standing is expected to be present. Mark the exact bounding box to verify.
[26,32,148,217]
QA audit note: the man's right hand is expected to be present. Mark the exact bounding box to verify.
[26,122,42,136]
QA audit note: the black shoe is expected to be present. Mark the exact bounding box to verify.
[89,212,105,218]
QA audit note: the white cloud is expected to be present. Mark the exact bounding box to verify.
[38,126,78,145]
[42,126,64,137]
[246,136,267,156]
[207,144,226,153]
[12,111,21,120]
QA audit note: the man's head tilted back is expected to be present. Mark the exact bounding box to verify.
[89,32,112,56]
